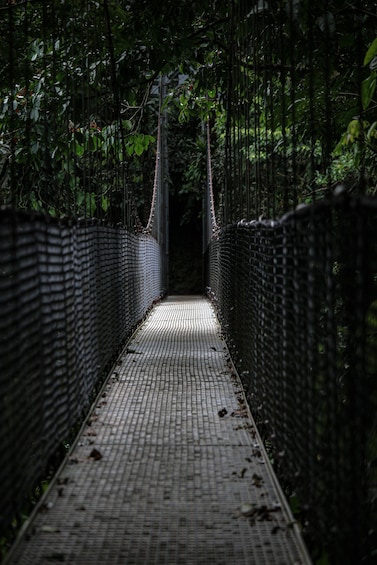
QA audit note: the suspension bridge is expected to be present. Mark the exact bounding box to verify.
[1,1,376,564]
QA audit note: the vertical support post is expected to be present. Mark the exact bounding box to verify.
[159,75,169,294]
[202,120,208,287]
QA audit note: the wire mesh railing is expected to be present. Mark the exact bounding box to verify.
[0,209,163,540]
[207,193,377,564]
[0,0,167,544]
[203,3,377,562]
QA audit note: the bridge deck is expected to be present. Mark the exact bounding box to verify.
[6,296,311,565]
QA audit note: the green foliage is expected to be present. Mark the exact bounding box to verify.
[217,0,377,219]
[0,0,232,222]
[126,133,155,157]
[0,0,170,220]
[364,38,377,68]
[1,0,376,221]
[330,38,377,194]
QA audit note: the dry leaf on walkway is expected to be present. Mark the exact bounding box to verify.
[231,408,247,417]
[239,503,256,517]
[252,473,264,487]
[40,525,60,533]
[88,448,102,460]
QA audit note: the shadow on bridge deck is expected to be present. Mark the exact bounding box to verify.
[5,296,311,565]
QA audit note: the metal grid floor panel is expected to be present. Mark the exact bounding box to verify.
[6,296,311,564]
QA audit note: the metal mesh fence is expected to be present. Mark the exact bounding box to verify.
[208,193,377,564]
[0,209,163,540]
[0,0,167,545]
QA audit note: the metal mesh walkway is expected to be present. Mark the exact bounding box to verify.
[6,296,311,565]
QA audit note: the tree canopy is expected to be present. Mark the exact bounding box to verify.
[0,0,376,222]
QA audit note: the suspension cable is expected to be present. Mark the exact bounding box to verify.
[145,111,161,234]
[206,120,219,234]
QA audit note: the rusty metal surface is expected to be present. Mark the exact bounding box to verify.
[5,296,311,564]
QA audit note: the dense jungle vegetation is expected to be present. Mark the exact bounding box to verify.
[0,0,376,223]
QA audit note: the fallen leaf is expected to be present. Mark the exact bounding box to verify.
[252,473,264,487]
[88,448,102,460]
[255,505,272,521]
[218,408,228,417]
[231,409,247,417]
[271,502,282,511]
[40,525,60,533]
[239,503,255,517]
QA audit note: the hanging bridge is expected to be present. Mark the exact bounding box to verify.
[1,1,376,564]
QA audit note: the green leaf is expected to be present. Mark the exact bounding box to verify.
[126,143,134,156]
[134,141,144,156]
[101,196,110,212]
[366,300,377,331]
[76,191,85,207]
[30,105,40,121]
[75,140,84,157]
[85,192,96,214]
[367,121,377,141]
[361,72,376,110]
[364,38,377,66]
[88,135,100,151]
[346,119,360,138]
[122,119,132,131]
[353,142,362,168]
[31,141,40,154]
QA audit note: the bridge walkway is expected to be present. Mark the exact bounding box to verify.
[6,296,311,565]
